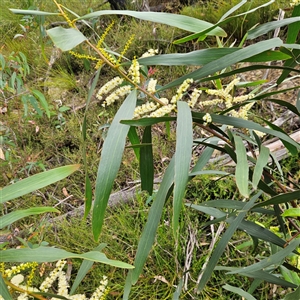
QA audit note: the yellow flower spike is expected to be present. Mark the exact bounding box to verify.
[58,4,74,28]
[69,50,98,61]
[95,59,104,69]
[99,48,117,65]
[97,21,115,50]
[128,56,140,84]
[117,34,135,64]
[0,262,5,275]
[27,262,38,288]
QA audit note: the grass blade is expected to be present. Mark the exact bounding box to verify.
[252,145,270,189]
[173,101,193,236]
[234,135,249,198]
[92,90,137,240]
[1,164,80,204]
[140,126,154,195]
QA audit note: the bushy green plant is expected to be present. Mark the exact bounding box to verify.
[0,51,50,118]
[6,0,300,299]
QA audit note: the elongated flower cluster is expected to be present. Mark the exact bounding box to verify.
[2,260,110,300]
[203,78,255,120]
[128,57,140,84]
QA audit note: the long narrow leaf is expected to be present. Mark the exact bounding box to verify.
[253,190,300,208]
[78,11,226,37]
[1,247,133,268]
[69,244,106,295]
[173,102,193,236]
[197,191,262,292]
[248,17,300,40]
[0,274,13,300]
[130,157,175,285]
[10,9,59,16]
[227,239,300,275]
[0,207,59,229]
[192,113,300,150]
[92,90,137,240]
[127,126,140,160]
[161,38,283,90]
[1,165,80,204]
[140,126,154,195]
[239,270,297,288]
[222,284,256,300]
[252,145,270,189]
[234,135,249,198]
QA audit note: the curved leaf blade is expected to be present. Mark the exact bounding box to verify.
[78,10,226,37]
[1,164,80,204]
[1,247,133,268]
[248,17,300,40]
[227,239,300,275]
[70,244,106,295]
[92,90,137,241]
[254,190,300,208]
[161,38,283,90]
[137,49,290,66]
[222,284,256,300]
[0,207,59,229]
[197,191,262,292]
[252,145,270,189]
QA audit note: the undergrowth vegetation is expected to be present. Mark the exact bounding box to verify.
[1,0,300,299]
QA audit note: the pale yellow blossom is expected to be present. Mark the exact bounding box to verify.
[188,89,202,108]
[147,78,157,93]
[171,79,193,104]
[141,49,158,58]
[96,77,124,100]
[128,57,140,84]
[102,85,132,106]
[203,113,212,125]
[290,0,300,6]
[134,101,159,118]
[149,104,175,117]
